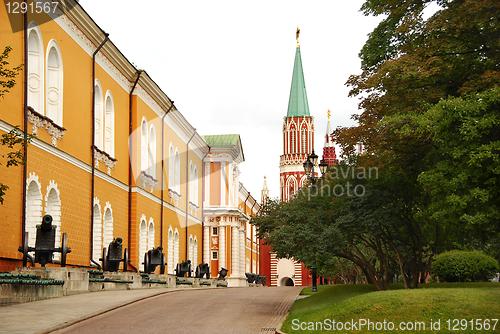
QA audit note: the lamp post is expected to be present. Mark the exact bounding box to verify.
[303,150,329,292]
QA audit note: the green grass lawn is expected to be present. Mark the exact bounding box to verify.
[281,282,500,333]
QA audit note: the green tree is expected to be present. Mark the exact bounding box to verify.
[333,0,500,263]
[0,45,29,204]
[254,162,437,290]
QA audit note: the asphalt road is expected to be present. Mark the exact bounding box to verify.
[50,287,302,334]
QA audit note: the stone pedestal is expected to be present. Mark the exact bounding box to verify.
[13,267,89,295]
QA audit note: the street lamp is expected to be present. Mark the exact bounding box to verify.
[302,150,329,293]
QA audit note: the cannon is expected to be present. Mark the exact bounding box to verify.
[100,237,129,272]
[195,263,210,279]
[18,214,72,267]
[245,273,258,283]
[143,246,166,274]
[217,267,228,280]
[175,259,192,277]
[255,275,266,285]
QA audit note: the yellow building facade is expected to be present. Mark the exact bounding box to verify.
[0,1,260,277]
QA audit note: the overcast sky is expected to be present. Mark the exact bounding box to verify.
[79,0,383,201]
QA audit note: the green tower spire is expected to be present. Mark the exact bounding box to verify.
[286,44,310,118]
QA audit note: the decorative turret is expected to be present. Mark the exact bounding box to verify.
[322,110,337,165]
[261,176,269,205]
[280,28,314,201]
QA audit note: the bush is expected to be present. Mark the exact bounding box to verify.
[432,251,499,282]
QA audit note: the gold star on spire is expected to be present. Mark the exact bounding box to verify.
[327,109,331,121]
[296,27,300,47]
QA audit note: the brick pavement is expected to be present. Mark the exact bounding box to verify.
[0,287,302,334]
[51,287,302,334]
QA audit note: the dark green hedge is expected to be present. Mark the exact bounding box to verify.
[432,250,499,282]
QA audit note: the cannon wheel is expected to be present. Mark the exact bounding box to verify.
[61,233,68,267]
[101,247,107,272]
[160,253,166,275]
[21,231,29,267]
[144,253,150,274]
[122,248,129,272]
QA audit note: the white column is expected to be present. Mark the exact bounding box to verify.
[240,226,245,275]
[231,225,239,277]
[203,225,210,264]
[219,225,225,270]
[221,162,226,206]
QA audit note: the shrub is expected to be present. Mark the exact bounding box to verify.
[432,250,499,282]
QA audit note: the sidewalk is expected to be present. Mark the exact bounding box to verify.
[0,288,181,334]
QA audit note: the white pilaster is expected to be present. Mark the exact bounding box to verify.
[239,226,245,276]
[203,225,210,264]
[231,225,239,277]
[219,224,225,270]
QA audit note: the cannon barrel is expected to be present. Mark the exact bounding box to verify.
[41,215,53,231]
[111,237,123,247]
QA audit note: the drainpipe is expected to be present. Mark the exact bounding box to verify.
[160,102,175,248]
[90,33,109,269]
[21,11,28,264]
[185,130,196,264]
[200,147,210,264]
[126,71,142,273]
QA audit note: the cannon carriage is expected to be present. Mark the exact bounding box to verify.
[195,263,210,279]
[100,237,128,272]
[245,273,259,283]
[217,267,228,280]
[18,214,71,267]
[143,246,166,274]
[255,275,266,285]
[175,260,192,277]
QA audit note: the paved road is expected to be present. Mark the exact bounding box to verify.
[51,287,301,334]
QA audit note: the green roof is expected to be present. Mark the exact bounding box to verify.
[202,134,240,147]
[286,47,310,118]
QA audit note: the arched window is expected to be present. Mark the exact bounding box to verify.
[102,204,113,248]
[167,227,174,274]
[188,235,194,264]
[94,80,103,150]
[25,175,43,248]
[174,149,180,193]
[147,219,155,250]
[290,129,296,153]
[189,161,194,203]
[302,129,307,152]
[174,229,180,271]
[168,144,174,191]
[141,118,148,173]
[104,91,114,157]
[193,165,198,205]
[286,176,298,201]
[149,126,156,179]
[193,237,198,266]
[92,201,102,264]
[46,40,63,126]
[45,183,61,261]
[139,218,147,272]
[27,22,44,113]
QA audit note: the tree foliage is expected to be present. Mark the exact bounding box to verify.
[0,45,22,98]
[255,0,500,291]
